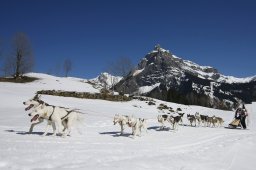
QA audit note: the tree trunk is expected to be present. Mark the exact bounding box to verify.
[15,50,22,79]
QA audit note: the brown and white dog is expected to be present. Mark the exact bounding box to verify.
[207,116,217,127]
[215,117,224,127]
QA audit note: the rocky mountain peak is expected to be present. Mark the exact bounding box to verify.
[115,45,256,109]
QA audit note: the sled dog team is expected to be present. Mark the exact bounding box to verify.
[157,112,224,130]
[24,95,224,138]
[187,112,224,127]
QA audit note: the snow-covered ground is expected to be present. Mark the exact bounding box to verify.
[0,73,255,170]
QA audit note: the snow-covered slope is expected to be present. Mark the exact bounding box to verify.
[0,73,256,170]
[25,73,100,93]
[89,72,122,89]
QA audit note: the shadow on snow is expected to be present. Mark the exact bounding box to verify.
[4,129,61,136]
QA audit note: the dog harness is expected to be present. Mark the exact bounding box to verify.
[48,106,56,121]
[61,110,74,120]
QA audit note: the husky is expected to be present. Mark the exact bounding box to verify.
[113,114,130,135]
[177,113,185,125]
[30,103,80,137]
[207,115,217,127]
[215,117,224,127]
[200,114,208,127]
[23,95,44,111]
[127,116,147,138]
[157,114,169,129]
[23,95,51,133]
[24,95,71,133]
[195,112,201,126]
[168,115,181,130]
[187,114,196,127]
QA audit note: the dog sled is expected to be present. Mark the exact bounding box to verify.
[226,118,241,129]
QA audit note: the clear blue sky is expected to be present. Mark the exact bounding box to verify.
[0,0,255,78]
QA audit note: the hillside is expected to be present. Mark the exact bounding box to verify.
[0,73,256,170]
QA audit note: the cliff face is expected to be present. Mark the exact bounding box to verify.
[115,45,256,109]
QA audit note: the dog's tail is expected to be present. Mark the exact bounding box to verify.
[72,112,85,135]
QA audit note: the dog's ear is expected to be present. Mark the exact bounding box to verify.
[40,103,45,109]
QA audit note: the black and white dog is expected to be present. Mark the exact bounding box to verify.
[178,113,185,125]
[157,114,170,129]
[168,115,182,130]
[200,114,209,127]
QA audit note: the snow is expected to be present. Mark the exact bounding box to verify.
[25,72,99,93]
[149,48,169,54]
[1,73,256,170]
[172,54,181,59]
[138,83,160,94]
[89,72,122,89]
[133,69,144,76]
[217,75,256,84]
[182,57,256,84]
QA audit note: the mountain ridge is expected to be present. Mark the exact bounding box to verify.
[115,45,256,109]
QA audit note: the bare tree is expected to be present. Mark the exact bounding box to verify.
[0,37,2,59]
[105,57,134,94]
[63,58,72,77]
[4,32,34,78]
[54,63,61,76]
[0,37,3,75]
[3,56,15,77]
[109,57,134,77]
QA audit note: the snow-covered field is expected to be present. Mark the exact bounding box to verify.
[0,73,255,170]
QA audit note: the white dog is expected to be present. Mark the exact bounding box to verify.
[127,116,147,138]
[24,95,70,133]
[30,103,80,137]
[24,95,51,133]
[113,114,130,135]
